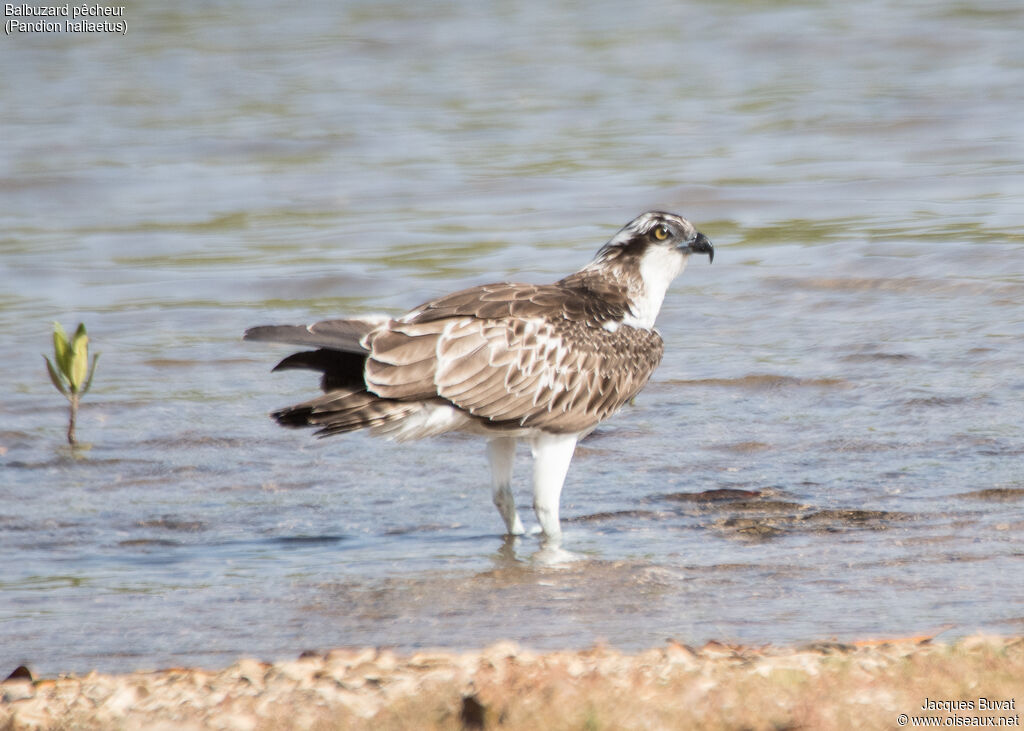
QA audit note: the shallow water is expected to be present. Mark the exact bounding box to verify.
[2,0,1023,675]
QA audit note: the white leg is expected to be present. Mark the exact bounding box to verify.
[487,437,524,536]
[529,432,578,541]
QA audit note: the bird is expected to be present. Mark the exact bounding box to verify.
[245,211,713,543]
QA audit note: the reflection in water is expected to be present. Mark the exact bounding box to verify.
[1,0,1023,675]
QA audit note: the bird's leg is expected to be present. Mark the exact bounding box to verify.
[529,432,579,542]
[487,437,524,536]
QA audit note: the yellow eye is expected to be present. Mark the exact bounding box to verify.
[653,225,669,241]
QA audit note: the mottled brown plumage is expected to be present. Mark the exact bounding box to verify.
[246,211,713,541]
[363,289,664,433]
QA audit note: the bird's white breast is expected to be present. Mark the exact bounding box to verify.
[622,246,689,330]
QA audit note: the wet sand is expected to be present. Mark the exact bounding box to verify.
[3,635,1020,730]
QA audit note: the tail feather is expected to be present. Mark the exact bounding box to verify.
[244,317,382,353]
[272,349,367,392]
[273,389,420,437]
[247,316,437,439]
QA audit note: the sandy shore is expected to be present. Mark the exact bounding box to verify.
[2,635,1021,730]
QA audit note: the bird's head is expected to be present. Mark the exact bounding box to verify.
[594,211,714,267]
[576,211,713,329]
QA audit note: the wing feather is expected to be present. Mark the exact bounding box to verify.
[435,320,489,363]
[454,373,525,413]
[371,330,438,366]
[436,356,494,397]
[439,317,663,431]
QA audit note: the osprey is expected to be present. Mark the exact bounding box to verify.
[245,211,713,542]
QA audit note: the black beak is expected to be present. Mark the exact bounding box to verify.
[685,232,714,263]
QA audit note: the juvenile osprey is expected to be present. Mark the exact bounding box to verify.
[245,211,713,542]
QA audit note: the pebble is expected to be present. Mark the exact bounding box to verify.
[2,681,33,703]
[1,635,1019,729]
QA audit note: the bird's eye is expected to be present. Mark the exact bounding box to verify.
[653,225,669,241]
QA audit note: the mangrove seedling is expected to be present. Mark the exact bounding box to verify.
[43,322,99,446]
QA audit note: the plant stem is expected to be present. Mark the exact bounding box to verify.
[67,393,79,446]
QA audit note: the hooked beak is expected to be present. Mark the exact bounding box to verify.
[683,232,714,263]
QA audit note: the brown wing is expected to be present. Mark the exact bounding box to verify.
[364,283,663,434]
[406,282,630,325]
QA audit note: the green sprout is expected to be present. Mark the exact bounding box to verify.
[43,322,99,447]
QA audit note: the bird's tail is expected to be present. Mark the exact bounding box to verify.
[245,317,420,437]
[272,388,421,437]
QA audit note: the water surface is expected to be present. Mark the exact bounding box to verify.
[1,0,1023,675]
